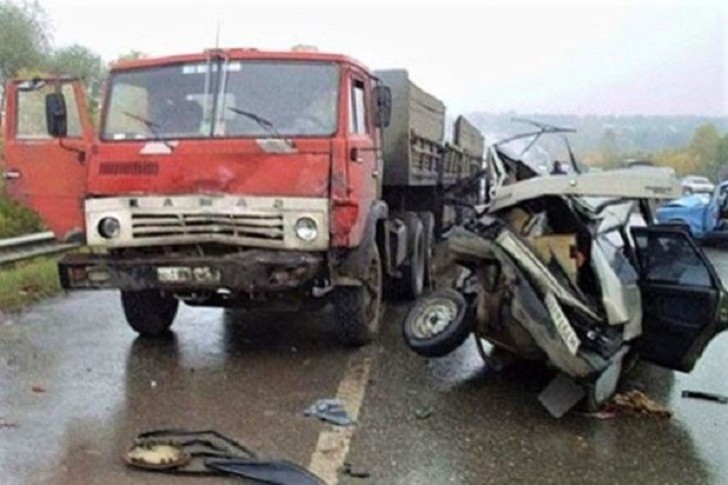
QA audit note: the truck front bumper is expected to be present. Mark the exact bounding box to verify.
[59,250,324,293]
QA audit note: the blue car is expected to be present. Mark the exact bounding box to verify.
[656,181,728,240]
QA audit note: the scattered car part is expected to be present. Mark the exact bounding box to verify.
[304,399,355,426]
[125,429,323,484]
[205,459,323,485]
[125,443,190,470]
[538,373,587,418]
[681,390,728,404]
[402,288,472,358]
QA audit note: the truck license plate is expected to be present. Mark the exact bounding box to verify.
[158,266,222,283]
[157,267,193,283]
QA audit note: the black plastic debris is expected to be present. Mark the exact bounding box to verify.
[304,399,354,426]
[681,390,728,404]
[124,429,323,484]
[206,459,323,485]
[340,462,371,479]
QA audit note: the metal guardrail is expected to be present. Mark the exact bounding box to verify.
[0,231,79,266]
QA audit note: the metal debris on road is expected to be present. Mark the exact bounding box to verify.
[304,398,355,426]
[413,406,433,420]
[31,385,46,393]
[681,390,728,404]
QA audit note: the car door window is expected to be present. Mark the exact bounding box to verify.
[632,229,713,287]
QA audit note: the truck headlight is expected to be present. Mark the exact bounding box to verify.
[294,217,318,242]
[98,217,121,239]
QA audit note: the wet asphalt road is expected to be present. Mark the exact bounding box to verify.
[0,252,727,484]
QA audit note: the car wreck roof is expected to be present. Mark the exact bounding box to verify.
[489,168,681,213]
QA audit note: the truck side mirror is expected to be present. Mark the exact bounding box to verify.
[45,92,68,138]
[373,85,392,128]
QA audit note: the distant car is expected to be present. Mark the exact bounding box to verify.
[623,159,654,168]
[656,180,728,240]
[681,175,715,196]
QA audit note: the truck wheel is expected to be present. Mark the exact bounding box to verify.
[417,212,435,290]
[399,214,426,300]
[333,243,382,346]
[403,288,472,358]
[121,290,179,337]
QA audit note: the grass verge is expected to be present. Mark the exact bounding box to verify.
[0,257,61,311]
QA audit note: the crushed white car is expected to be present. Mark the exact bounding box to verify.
[404,126,728,417]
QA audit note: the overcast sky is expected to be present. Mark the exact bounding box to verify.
[41,0,727,116]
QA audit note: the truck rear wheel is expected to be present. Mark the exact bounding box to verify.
[398,213,426,300]
[333,243,382,346]
[417,211,435,290]
[121,290,179,337]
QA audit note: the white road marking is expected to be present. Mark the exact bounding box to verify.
[308,349,374,484]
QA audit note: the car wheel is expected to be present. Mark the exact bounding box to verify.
[121,290,179,337]
[403,288,472,358]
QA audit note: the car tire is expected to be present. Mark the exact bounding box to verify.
[333,243,382,347]
[403,288,472,358]
[121,290,179,337]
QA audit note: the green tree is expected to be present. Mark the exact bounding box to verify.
[0,0,50,85]
[598,127,619,168]
[715,134,728,181]
[48,44,106,114]
[114,50,147,64]
[688,123,720,177]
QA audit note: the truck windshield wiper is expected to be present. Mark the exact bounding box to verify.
[228,107,281,137]
[122,111,173,149]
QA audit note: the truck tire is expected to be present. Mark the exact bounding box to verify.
[396,213,425,300]
[403,288,472,358]
[417,211,435,290]
[121,290,179,337]
[333,243,382,346]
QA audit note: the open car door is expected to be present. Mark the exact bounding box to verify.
[631,226,728,372]
[3,78,92,242]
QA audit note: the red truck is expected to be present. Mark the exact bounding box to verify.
[2,48,484,345]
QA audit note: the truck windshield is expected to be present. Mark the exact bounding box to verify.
[102,60,339,140]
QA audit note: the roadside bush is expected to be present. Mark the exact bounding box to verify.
[0,197,44,238]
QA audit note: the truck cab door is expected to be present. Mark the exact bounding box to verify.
[343,73,379,244]
[3,78,91,241]
[631,226,727,372]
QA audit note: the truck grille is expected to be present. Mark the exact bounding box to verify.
[131,213,284,242]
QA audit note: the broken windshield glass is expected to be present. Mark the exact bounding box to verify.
[101,60,339,140]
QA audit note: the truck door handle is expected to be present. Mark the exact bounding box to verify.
[2,170,20,180]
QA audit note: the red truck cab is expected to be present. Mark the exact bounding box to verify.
[4,48,393,345]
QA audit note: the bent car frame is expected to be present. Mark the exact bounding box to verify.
[404,129,728,416]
